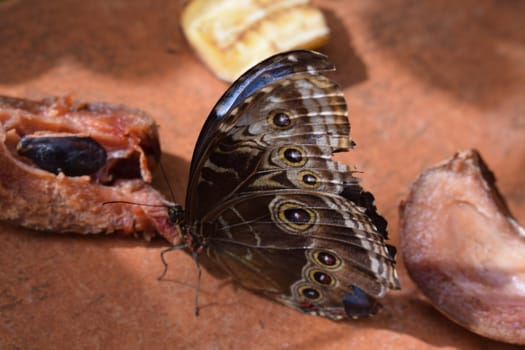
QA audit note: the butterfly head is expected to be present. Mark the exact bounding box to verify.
[166,204,195,248]
[167,203,185,225]
[164,202,210,261]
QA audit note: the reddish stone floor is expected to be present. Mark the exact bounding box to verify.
[1,0,524,349]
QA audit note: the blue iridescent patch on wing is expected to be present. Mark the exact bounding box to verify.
[343,286,379,318]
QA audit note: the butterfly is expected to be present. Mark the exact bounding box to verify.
[164,50,400,320]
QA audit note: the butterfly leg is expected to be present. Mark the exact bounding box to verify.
[158,243,188,280]
[158,245,203,317]
[192,251,202,316]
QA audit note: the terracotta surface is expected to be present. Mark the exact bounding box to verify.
[1,0,524,349]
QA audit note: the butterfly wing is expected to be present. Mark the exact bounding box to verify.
[186,51,399,320]
[185,50,336,218]
[200,190,398,320]
[188,50,334,178]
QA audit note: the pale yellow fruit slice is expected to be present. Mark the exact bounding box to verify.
[181,0,330,82]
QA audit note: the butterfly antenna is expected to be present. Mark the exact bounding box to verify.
[102,200,166,208]
[192,250,202,316]
[159,160,177,202]
[158,243,188,280]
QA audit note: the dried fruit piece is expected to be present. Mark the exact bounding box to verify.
[181,0,330,81]
[0,95,160,183]
[400,150,525,344]
[0,95,181,243]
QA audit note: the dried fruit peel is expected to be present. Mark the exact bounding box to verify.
[400,150,525,344]
[181,0,330,81]
[0,95,181,244]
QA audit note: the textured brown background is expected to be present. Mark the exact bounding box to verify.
[1,0,524,349]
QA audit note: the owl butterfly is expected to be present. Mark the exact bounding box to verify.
[166,50,400,320]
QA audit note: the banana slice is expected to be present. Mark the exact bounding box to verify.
[181,0,330,82]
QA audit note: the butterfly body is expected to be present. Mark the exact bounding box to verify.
[173,51,399,320]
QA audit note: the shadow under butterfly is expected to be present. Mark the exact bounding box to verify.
[163,50,400,321]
